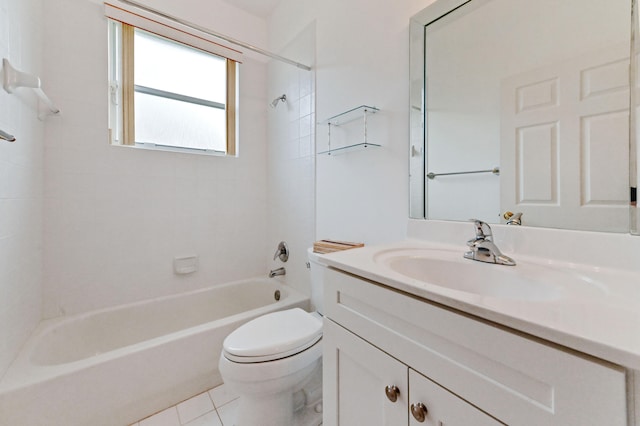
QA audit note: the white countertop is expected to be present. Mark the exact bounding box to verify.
[320,239,640,371]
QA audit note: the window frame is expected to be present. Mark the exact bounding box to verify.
[109,20,237,156]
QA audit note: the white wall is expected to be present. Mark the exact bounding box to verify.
[42,0,270,318]
[266,23,316,297]
[38,0,447,319]
[133,0,268,51]
[0,0,45,375]
[269,0,437,245]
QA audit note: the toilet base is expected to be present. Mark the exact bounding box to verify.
[232,395,322,426]
[294,400,323,426]
[230,361,322,426]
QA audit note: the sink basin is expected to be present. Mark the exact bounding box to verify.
[373,248,603,302]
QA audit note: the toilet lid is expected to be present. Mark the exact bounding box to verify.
[223,308,322,362]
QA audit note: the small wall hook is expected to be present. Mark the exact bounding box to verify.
[0,128,16,142]
[2,58,60,118]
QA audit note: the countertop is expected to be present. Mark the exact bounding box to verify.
[320,239,640,370]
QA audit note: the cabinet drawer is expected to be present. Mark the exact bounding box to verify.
[409,369,502,426]
[324,267,627,425]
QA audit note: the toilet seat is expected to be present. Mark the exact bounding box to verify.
[223,308,323,363]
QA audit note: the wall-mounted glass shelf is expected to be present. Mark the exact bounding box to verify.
[320,105,379,126]
[318,142,381,156]
[318,105,380,155]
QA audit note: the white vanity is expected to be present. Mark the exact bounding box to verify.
[322,0,640,422]
[321,221,640,425]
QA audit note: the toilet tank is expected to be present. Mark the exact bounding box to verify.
[307,248,328,315]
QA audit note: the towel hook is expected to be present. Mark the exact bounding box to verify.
[0,129,16,142]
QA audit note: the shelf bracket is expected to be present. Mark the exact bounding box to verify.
[2,58,60,120]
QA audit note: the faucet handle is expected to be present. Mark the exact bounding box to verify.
[273,241,289,262]
[469,219,493,241]
[465,220,516,266]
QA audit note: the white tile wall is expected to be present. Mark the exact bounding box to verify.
[266,22,316,299]
[0,0,45,376]
[41,0,270,318]
[268,0,437,246]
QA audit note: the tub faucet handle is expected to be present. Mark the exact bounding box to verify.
[273,241,289,262]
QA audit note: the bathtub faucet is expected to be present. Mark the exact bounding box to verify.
[269,267,286,278]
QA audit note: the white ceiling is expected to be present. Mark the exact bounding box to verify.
[221,0,282,18]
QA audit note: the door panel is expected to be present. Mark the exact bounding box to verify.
[501,45,629,231]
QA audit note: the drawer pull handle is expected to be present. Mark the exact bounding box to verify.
[411,402,428,422]
[385,385,400,402]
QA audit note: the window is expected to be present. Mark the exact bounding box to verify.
[107,19,238,155]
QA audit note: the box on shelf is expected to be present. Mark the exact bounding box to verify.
[313,240,364,254]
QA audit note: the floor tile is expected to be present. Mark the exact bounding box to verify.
[139,407,181,426]
[216,399,238,426]
[177,392,215,424]
[183,410,223,426]
[208,384,238,409]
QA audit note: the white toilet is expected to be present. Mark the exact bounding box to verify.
[218,249,326,426]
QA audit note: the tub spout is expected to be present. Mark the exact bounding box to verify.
[269,267,286,278]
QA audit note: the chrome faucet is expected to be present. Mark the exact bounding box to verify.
[273,241,289,262]
[269,267,286,278]
[464,219,516,266]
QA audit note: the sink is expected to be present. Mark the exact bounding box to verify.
[373,248,604,302]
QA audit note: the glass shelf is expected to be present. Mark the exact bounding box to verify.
[320,105,379,126]
[318,142,381,156]
[318,105,380,155]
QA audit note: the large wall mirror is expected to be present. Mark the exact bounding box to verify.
[410,0,639,234]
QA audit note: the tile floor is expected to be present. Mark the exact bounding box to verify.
[130,384,239,426]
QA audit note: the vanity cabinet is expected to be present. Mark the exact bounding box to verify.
[322,268,628,425]
[323,319,407,425]
[324,319,501,425]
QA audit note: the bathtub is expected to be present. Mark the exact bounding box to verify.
[0,278,308,426]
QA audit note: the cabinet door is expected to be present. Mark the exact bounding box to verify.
[409,369,503,426]
[323,319,408,426]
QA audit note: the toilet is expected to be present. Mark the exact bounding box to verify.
[218,249,326,426]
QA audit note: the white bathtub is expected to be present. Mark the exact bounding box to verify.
[0,278,308,426]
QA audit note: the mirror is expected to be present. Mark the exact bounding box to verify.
[410,0,634,233]
[632,0,640,235]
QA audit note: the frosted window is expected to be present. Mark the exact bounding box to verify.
[133,29,228,151]
[135,93,226,151]
[107,21,236,154]
[134,29,226,103]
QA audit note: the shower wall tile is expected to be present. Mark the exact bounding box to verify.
[266,22,316,299]
[268,0,428,246]
[41,0,269,318]
[300,94,312,117]
[299,114,312,138]
[0,0,44,376]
